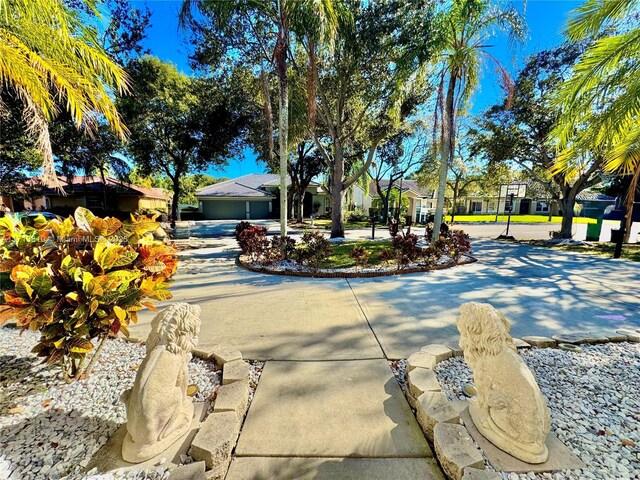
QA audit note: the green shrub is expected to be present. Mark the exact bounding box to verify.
[0,207,178,381]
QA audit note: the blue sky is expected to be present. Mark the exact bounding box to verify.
[135,0,581,179]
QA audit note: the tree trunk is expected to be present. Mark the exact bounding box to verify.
[559,189,577,238]
[330,142,345,238]
[450,178,459,224]
[171,177,180,229]
[623,166,640,243]
[433,72,457,242]
[296,187,305,223]
[276,19,289,238]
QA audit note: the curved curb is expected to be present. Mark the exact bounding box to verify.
[236,254,478,279]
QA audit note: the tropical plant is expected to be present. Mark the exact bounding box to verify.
[270,235,297,262]
[236,225,269,260]
[552,0,640,240]
[350,245,370,268]
[0,0,129,188]
[390,231,420,269]
[296,231,333,270]
[235,221,254,242]
[0,208,178,382]
[427,0,526,241]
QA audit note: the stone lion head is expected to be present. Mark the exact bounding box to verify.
[146,303,201,355]
[457,302,515,367]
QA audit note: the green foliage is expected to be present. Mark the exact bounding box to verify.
[553,0,640,175]
[296,231,333,271]
[0,0,129,187]
[118,56,249,221]
[0,207,178,380]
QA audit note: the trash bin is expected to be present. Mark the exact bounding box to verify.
[586,215,604,241]
[610,228,623,243]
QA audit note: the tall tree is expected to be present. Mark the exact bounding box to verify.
[312,0,437,237]
[471,43,603,237]
[180,0,341,238]
[118,57,248,225]
[0,0,129,188]
[552,0,640,241]
[427,0,526,241]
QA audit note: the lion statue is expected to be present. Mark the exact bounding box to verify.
[121,303,202,463]
[457,302,550,464]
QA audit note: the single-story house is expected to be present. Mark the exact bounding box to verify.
[369,179,437,223]
[196,174,328,220]
[196,173,371,220]
[38,176,170,215]
[460,181,615,218]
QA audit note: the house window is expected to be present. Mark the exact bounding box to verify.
[471,201,482,213]
[535,201,549,213]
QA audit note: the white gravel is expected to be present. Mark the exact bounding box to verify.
[434,342,640,480]
[389,360,408,394]
[0,327,220,480]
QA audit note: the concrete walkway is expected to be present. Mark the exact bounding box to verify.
[128,231,640,479]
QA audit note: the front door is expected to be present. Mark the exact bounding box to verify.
[519,199,531,214]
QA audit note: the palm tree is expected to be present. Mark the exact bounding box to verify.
[180,0,341,237]
[0,0,129,189]
[430,0,526,241]
[552,0,640,241]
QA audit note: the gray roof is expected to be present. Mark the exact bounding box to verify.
[369,179,434,199]
[576,190,616,202]
[196,174,276,198]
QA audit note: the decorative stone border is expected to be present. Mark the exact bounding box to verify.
[237,254,477,278]
[404,329,640,480]
[122,339,251,480]
[175,346,251,480]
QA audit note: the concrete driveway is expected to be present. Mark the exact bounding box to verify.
[130,230,640,361]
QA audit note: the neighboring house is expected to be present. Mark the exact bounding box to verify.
[369,179,437,223]
[38,176,170,215]
[460,181,615,218]
[196,173,369,220]
[196,174,327,220]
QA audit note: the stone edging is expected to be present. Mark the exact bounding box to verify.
[126,338,250,480]
[404,330,640,480]
[237,254,478,278]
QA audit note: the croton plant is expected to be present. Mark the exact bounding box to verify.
[0,207,178,381]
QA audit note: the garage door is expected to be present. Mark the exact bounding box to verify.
[202,200,246,219]
[250,202,270,219]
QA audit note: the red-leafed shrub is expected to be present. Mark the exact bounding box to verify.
[391,231,420,268]
[235,221,255,242]
[445,229,471,260]
[296,231,332,270]
[269,235,297,262]
[350,245,370,268]
[237,226,269,261]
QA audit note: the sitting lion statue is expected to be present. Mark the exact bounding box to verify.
[121,303,201,463]
[457,302,550,463]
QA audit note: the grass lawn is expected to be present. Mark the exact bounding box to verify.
[446,214,596,224]
[306,215,596,230]
[323,240,391,268]
[524,240,640,262]
[309,219,371,230]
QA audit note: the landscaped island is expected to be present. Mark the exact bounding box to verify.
[234,222,475,277]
